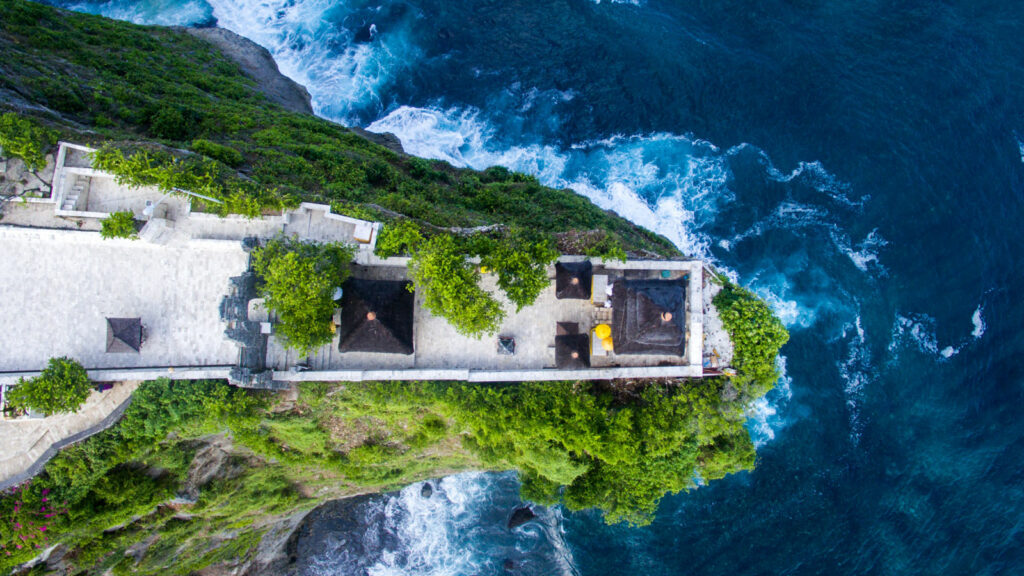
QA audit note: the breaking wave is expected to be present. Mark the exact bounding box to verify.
[295,473,577,576]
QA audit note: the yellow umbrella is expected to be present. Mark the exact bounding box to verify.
[601,336,614,352]
[594,323,612,340]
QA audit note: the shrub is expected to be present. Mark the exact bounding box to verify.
[99,210,137,239]
[190,139,243,167]
[374,219,424,258]
[252,236,356,356]
[408,234,505,338]
[0,112,55,170]
[583,231,628,262]
[478,229,559,311]
[8,357,91,416]
[714,282,790,397]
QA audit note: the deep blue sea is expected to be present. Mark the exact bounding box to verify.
[42,0,1024,573]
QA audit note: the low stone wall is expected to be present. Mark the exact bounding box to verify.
[273,364,704,383]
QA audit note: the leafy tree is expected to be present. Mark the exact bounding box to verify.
[0,112,55,170]
[408,234,505,338]
[99,210,137,239]
[478,229,559,311]
[8,357,91,416]
[374,218,424,258]
[252,237,355,356]
[714,282,790,397]
[354,379,754,526]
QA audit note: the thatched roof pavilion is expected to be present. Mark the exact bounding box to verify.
[337,278,415,355]
[611,279,686,355]
[555,261,593,300]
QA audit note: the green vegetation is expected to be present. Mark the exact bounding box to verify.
[252,237,355,356]
[408,234,505,338]
[91,145,288,217]
[0,0,678,256]
[7,357,91,416]
[0,379,273,573]
[476,229,559,311]
[373,219,424,258]
[99,210,138,239]
[0,112,55,170]
[343,380,754,526]
[714,282,790,398]
[378,222,557,334]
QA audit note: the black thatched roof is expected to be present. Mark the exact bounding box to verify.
[338,279,415,354]
[555,261,593,299]
[611,279,686,355]
[556,334,590,369]
[106,317,142,353]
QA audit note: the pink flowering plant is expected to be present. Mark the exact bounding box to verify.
[0,483,68,561]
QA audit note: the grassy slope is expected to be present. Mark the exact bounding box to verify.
[0,0,677,257]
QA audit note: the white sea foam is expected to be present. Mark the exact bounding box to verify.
[205,0,422,123]
[889,313,941,359]
[971,305,986,339]
[838,315,873,444]
[747,356,793,447]
[369,107,731,258]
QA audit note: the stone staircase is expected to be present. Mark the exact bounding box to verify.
[61,175,88,211]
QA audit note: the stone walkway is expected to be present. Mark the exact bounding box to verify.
[0,381,138,488]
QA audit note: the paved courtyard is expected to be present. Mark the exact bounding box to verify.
[0,226,248,372]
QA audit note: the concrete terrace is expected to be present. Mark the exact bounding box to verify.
[0,226,247,373]
[1,141,716,389]
[269,256,705,383]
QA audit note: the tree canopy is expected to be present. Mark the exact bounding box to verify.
[714,282,790,398]
[408,234,505,338]
[351,380,755,526]
[8,357,92,416]
[252,237,355,356]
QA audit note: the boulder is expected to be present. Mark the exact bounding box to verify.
[420,482,433,499]
[507,505,535,530]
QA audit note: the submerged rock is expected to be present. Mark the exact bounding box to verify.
[507,505,535,530]
[421,482,433,499]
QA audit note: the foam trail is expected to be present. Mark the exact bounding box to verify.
[838,316,873,444]
[747,356,793,447]
[972,305,986,339]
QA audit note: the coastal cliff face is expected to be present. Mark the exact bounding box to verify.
[180,27,314,116]
[179,26,406,154]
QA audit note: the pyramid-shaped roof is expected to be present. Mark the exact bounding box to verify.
[338,278,415,355]
[555,260,593,299]
[611,279,686,355]
[556,333,590,368]
[106,317,142,353]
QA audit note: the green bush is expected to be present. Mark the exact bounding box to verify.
[8,357,91,415]
[714,283,790,397]
[408,234,505,338]
[191,138,243,167]
[252,236,356,355]
[478,229,559,311]
[0,112,55,170]
[374,219,424,258]
[99,210,138,239]
[353,380,756,526]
